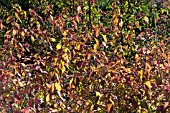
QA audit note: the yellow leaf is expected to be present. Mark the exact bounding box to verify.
[50,38,56,42]
[119,19,123,28]
[50,83,55,93]
[135,54,140,61]
[22,71,26,79]
[94,38,99,51]
[102,34,107,43]
[15,12,22,23]
[145,81,152,89]
[144,16,149,24]
[6,16,12,23]
[63,30,68,37]
[69,78,74,87]
[55,82,61,92]
[61,66,66,74]
[21,31,25,37]
[21,63,26,67]
[139,70,143,81]
[90,104,94,111]
[18,81,25,87]
[96,91,102,97]
[54,103,58,108]
[94,44,98,52]
[56,42,62,50]
[31,35,35,42]
[46,94,50,102]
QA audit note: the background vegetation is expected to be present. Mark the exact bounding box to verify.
[0,0,169,112]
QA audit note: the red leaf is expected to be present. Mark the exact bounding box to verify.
[28,99,33,107]
[23,107,30,113]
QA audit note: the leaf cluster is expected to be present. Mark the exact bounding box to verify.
[0,0,169,112]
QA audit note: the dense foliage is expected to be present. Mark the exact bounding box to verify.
[0,0,169,112]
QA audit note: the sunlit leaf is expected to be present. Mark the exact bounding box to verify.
[94,38,99,51]
[96,91,102,97]
[12,29,18,36]
[114,17,119,25]
[21,31,25,37]
[55,82,61,92]
[119,19,123,28]
[145,81,152,89]
[63,30,68,37]
[21,63,26,67]
[164,102,169,109]
[107,104,113,113]
[18,81,25,87]
[31,35,35,42]
[102,34,107,43]
[15,12,22,23]
[46,94,50,102]
[6,16,12,23]
[139,70,143,81]
[56,42,62,50]
[144,16,149,24]
[77,6,81,13]
[50,83,55,93]
[49,38,56,42]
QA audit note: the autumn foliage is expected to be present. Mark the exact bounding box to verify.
[0,0,170,112]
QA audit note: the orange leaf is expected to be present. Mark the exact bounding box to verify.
[164,102,169,109]
[114,18,119,25]
[107,104,113,113]
[50,83,55,93]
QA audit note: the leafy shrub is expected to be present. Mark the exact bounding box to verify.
[0,0,169,112]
